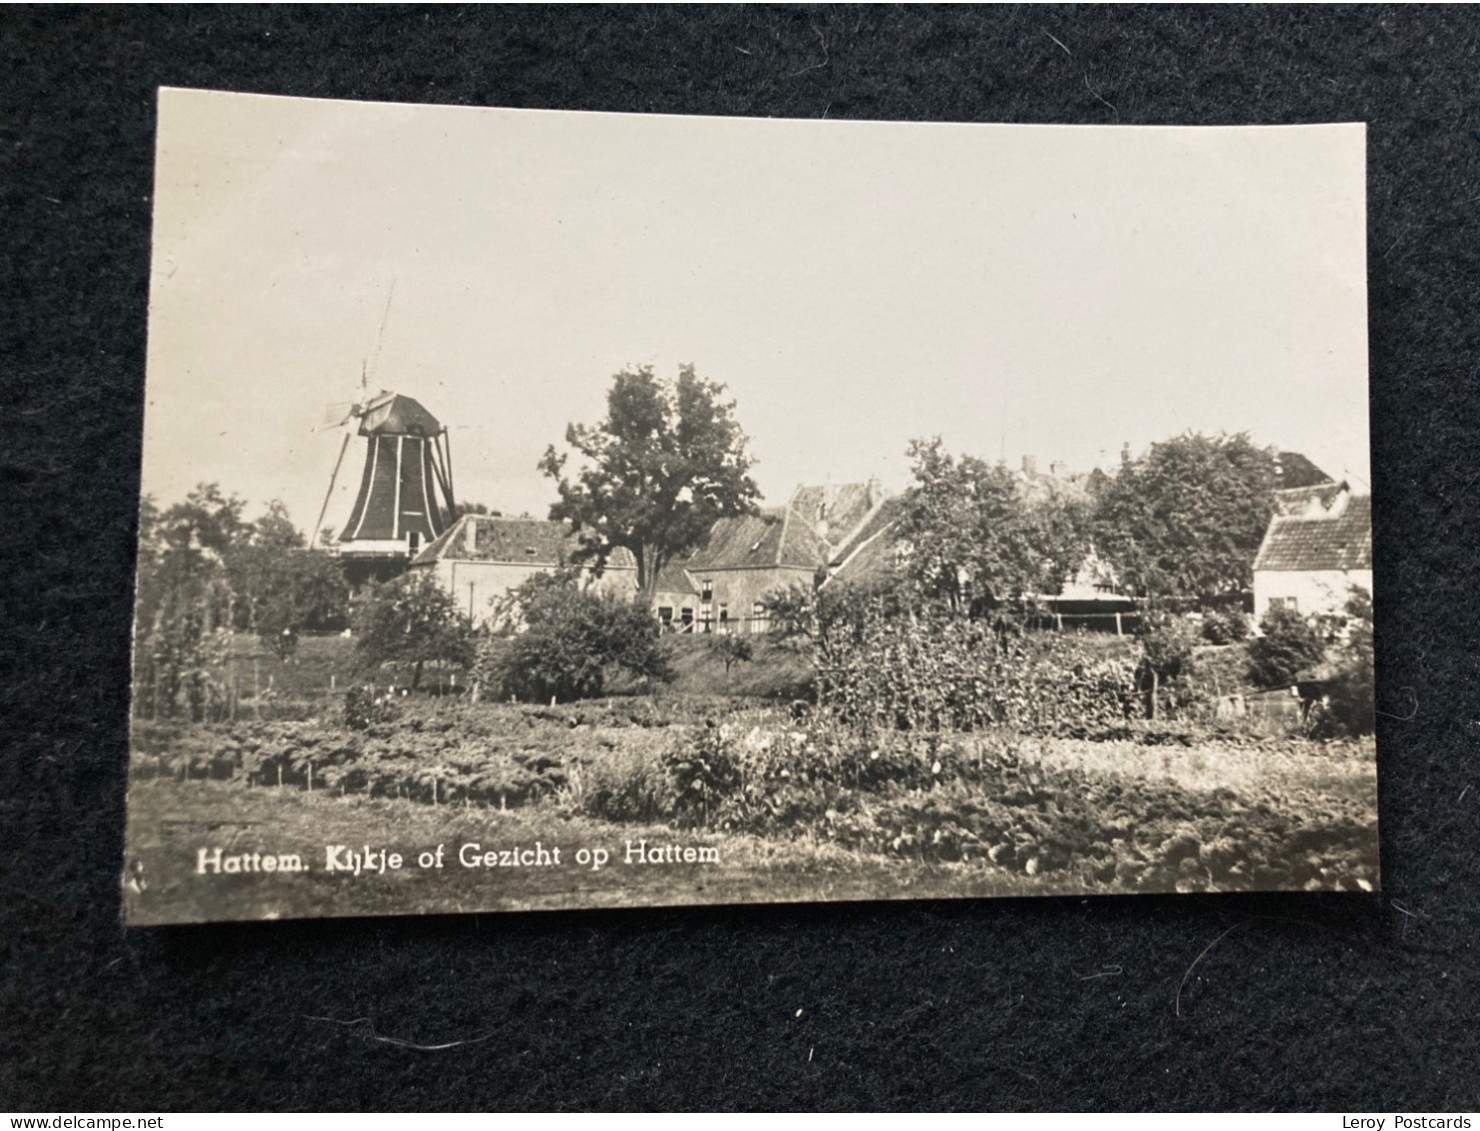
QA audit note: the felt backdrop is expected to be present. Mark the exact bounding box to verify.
[1,5,1476,1112]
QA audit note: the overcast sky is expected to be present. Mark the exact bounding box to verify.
[142,89,1369,534]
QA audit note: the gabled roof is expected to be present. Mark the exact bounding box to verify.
[686,507,827,572]
[789,483,877,550]
[824,496,908,587]
[652,560,699,598]
[411,514,637,570]
[1254,494,1372,573]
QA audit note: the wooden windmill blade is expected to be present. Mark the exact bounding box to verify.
[312,432,352,550]
[429,427,457,519]
[319,401,359,431]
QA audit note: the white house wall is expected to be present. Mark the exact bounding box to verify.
[425,559,638,627]
[1253,568,1373,621]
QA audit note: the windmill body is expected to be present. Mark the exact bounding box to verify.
[326,390,457,588]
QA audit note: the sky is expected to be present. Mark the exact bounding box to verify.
[141,89,1370,535]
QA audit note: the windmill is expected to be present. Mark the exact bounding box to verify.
[313,286,457,586]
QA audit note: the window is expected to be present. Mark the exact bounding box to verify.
[1269,596,1298,613]
[408,531,421,553]
[658,606,673,625]
[701,579,714,603]
[680,606,694,627]
[718,603,729,624]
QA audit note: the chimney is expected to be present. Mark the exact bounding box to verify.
[866,475,882,507]
[1022,455,1037,477]
[1121,442,1131,466]
[463,516,479,555]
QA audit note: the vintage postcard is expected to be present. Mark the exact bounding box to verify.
[125,88,1375,924]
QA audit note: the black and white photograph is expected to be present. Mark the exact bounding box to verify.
[124,88,1376,925]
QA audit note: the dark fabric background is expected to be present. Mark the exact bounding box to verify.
[2,5,1476,1112]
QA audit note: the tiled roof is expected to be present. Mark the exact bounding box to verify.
[1254,494,1372,573]
[686,507,828,571]
[411,514,637,570]
[652,560,699,597]
[789,483,876,550]
[825,496,908,586]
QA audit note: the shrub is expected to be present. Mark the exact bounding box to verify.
[663,724,744,827]
[1312,588,1375,737]
[1200,608,1250,645]
[342,686,400,731]
[477,572,673,703]
[813,607,1138,735]
[352,572,474,690]
[1248,606,1326,687]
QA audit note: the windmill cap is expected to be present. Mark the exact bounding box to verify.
[358,392,442,436]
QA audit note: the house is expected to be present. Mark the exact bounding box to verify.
[660,480,894,633]
[679,506,828,634]
[650,560,702,634]
[408,513,637,627]
[1252,484,1372,621]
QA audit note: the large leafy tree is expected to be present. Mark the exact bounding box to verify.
[1092,432,1279,601]
[539,364,760,599]
[898,437,1089,615]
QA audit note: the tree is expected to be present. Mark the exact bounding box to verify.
[540,365,760,599]
[708,633,753,679]
[898,437,1090,616]
[226,501,349,648]
[476,571,673,702]
[132,484,244,719]
[1092,432,1279,601]
[351,572,474,690]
